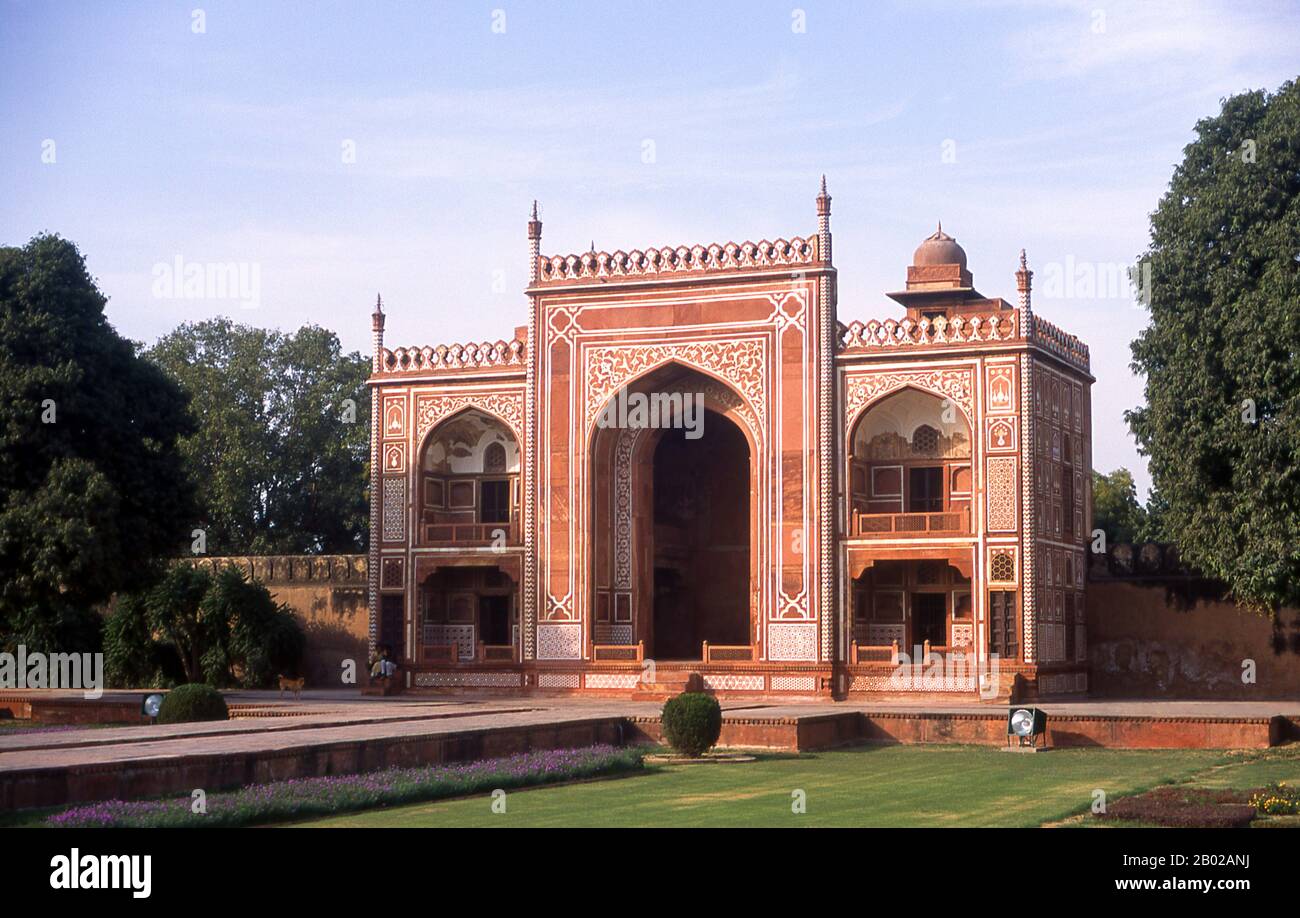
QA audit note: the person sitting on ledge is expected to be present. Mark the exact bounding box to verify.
[370,645,398,681]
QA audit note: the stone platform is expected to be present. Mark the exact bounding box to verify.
[2,691,1297,811]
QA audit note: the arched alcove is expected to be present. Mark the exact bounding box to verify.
[848,387,973,534]
[418,408,520,545]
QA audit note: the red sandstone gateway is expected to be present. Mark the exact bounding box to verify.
[365,181,1093,701]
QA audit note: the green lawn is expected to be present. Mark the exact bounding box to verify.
[285,744,1300,828]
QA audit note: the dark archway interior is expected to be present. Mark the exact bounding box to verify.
[651,410,750,659]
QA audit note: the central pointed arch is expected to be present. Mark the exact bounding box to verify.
[586,362,759,660]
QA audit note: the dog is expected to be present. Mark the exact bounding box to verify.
[278,675,305,699]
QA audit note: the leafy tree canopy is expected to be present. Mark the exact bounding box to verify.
[1128,78,1300,613]
[105,563,304,688]
[0,234,195,650]
[147,318,370,555]
[1091,468,1161,546]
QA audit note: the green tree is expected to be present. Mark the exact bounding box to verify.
[147,319,370,555]
[105,563,303,687]
[0,235,195,651]
[1091,468,1152,545]
[1128,78,1300,613]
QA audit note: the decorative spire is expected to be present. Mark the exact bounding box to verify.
[527,199,543,241]
[370,292,385,357]
[815,173,832,262]
[1016,248,1034,320]
[527,199,543,284]
[816,173,832,220]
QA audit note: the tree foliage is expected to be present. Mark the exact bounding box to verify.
[0,235,195,651]
[147,319,370,555]
[1128,78,1300,613]
[1091,468,1160,546]
[105,563,304,688]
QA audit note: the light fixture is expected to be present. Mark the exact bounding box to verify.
[1006,706,1047,749]
[141,692,164,721]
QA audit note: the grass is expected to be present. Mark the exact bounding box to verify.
[282,744,1296,828]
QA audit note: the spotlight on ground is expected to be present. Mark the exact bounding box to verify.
[141,692,164,721]
[1005,706,1047,750]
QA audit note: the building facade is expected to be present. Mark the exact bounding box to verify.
[366,183,1093,699]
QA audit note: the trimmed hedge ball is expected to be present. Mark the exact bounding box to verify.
[156,683,229,724]
[661,691,722,756]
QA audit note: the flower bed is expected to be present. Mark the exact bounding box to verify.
[1095,786,1256,828]
[1248,782,1299,816]
[46,744,644,828]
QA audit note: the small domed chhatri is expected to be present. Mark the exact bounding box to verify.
[889,220,982,312]
[912,222,967,269]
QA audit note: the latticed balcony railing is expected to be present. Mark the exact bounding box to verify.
[419,642,517,664]
[421,519,519,546]
[849,638,974,665]
[592,642,645,662]
[702,642,757,662]
[852,508,970,538]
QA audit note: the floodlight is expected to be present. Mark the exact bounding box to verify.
[1006,706,1047,748]
[141,692,164,719]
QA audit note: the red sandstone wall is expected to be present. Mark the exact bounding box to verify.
[1087,580,1300,699]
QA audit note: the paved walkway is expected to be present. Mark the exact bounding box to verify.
[2,690,1297,778]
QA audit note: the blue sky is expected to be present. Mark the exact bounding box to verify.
[4,1,1299,496]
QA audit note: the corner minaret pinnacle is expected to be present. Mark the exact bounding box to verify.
[527,200,543,284]
[371,293,385,371]
[815,174,832,263]
[1015,248,1034,325]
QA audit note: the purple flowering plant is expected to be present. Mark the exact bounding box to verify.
[46,743,644,828]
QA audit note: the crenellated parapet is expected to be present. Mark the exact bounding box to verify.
[377,338,526,376]
[533,235,822,284]
[838,310,1021,352]
[181,554,367,585]
[1027,314,1090,371]
[837,308,1089,373]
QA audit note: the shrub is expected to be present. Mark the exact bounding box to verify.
[110,564,305,688]
[156,683,229,724]
[661,691,722,756]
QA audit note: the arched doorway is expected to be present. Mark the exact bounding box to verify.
[651,411,750,659]
[587,364,756,660]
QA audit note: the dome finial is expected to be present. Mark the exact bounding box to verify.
[912,223,967,269]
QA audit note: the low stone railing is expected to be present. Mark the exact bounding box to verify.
[535,236,820,283]
[378,339,525,375]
